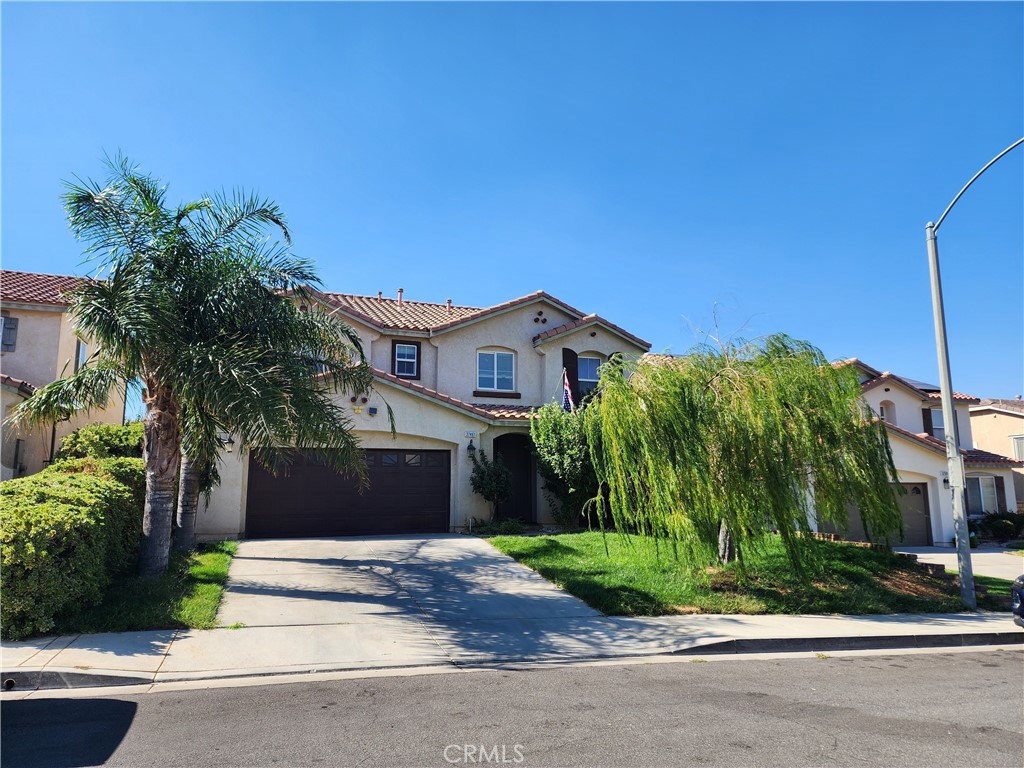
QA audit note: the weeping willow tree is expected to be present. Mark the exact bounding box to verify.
[583,335,902,578]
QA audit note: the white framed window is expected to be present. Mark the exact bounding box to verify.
[966,476,998,515]
[930,408,945,442]
[393,342,419,379]
[477,350,515,392]
[1011,435,1024,461]
[578,356,601,397]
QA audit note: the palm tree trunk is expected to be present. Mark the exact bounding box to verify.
[139,384,181,578]
[174,452,200,552]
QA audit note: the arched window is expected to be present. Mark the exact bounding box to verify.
[879,400,896,426]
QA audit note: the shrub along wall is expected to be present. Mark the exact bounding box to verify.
[0,457,145,640]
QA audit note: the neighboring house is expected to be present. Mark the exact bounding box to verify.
[970,397,1024,511]
[821,359,1021,546]
[199,289,651,539]
[0,270,127,479]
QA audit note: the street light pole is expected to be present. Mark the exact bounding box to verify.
[926,136,1024,610]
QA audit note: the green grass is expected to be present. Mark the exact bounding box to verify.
[945,570,1016,597]
[490,532,1009,616]
[53,541,238,634]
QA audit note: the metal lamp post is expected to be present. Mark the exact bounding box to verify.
[926,136,1024,610]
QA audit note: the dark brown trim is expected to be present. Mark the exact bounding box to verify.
[391,340,421,380]
[473,390,522,399]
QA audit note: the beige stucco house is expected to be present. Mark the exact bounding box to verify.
[198,289,651,540]
[0,270,127,479]
[824,359,1021,546]
[970,398,1024,511]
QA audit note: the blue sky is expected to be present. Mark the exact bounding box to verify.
[3,2,1022,403]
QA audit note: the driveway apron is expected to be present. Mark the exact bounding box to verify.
[212,535,651,665]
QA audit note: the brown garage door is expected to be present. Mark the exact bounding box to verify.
[822,483,932,546]
[245,449,450,538]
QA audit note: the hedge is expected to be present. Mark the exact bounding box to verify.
[57,422,144,460]
[0,457,145,640]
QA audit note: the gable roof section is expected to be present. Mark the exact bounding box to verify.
[532,314,651,351]
[884,422,1020,466]
[318,290,592,336]
[1,270,88,307]
[840,358,979,403]
[368,368,531,423]
[971,398,1024,417]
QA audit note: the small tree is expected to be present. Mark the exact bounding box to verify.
[469,449,512,522]
[530,403,598,528]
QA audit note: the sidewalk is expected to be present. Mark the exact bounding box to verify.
[3,611,1021,694]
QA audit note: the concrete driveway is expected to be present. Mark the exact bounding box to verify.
[193,534,657,672]
[895,546,1024,581]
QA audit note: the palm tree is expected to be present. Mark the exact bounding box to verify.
[14,157,373,576]
[170,248,377,551]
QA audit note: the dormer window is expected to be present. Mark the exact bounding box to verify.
[392,341,420,380]
[879,400,896,426]
[477,350,515,392]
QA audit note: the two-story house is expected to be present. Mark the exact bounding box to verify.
[970,397,1024,511]
[0,270,127,479]
[198,289,651,540]
[824,359,1020,546]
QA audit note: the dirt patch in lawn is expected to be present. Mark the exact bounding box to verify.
[879,569,950,600]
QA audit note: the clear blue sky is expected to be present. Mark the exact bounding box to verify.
[3,2,1022,401]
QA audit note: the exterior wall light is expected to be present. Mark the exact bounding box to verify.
[467,439,477,459]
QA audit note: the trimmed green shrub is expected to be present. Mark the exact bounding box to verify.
[987,519,1016,543]
[981,511,1024,539]
[0,458,145,640]
[57,422,144,460]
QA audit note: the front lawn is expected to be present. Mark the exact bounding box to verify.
[490,532,1010,615]
[53,541,238,634]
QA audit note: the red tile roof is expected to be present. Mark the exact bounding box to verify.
[0,373,36,395]
[884,422,1021,465]
[1,270,89,307]
[924,391,981,404]
[858,368,978,404]
[532,314,651,350]
[319,290,593,335]
[470,404,535,420]
[347,369,539,423]
[320,292,483,332]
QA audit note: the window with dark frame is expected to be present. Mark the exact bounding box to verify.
[392,341,420,380]
[1,315,18,353]
[578,356,601,397]
[74,339,88,372]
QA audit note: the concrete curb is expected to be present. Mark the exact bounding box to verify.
[670,631,1024,656]
[4,630,1021,692]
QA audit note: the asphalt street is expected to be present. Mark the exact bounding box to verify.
[2,650,1022,768]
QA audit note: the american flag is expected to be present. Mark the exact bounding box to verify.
[562,368,575,413]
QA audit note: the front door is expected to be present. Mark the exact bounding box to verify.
[493,433,536,523]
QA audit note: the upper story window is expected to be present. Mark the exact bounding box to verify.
[879,400,896,426]
[578,356,601,397]
[392,341,420,380]
[1012,435,1024,461]
[74,339,88,373]
[1,314,18,353]
[930,408,945,442]
[477,350,515,392]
